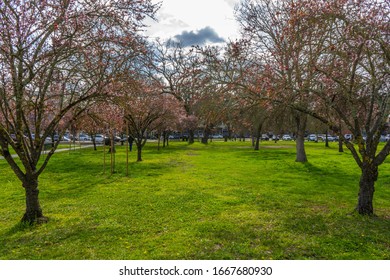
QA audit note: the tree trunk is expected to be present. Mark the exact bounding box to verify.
[339,137,344,153]
[254,136,260,150]
[338,123,344,153]
[188,129,195,144]
[201,127,211,144]
[295,114,308,162]
[22,177,47,224]
[157,132,161,151]
[357,163,378,215]
[296,134,307,162]
[162,131,167,148]
[325,130,329,148]
[137,144,142,162]
[163,131,169,146]
[92,136,97,151]
[254,122,263,151]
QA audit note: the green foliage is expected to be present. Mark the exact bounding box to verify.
[0,141,389,259]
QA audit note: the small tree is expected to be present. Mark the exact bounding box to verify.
[115,73,180,162]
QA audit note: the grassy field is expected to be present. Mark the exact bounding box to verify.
[0,140,389,260]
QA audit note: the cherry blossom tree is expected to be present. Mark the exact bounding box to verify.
[0,0,158,224]
[114,72,180,162]
[236,0,390,215]
[235,0,322,162]
[197,41,274,146]
[149,40,205,144]
[295,0,389,215]
[154,97,185,150]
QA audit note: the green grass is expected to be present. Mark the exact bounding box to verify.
[0,140,389,260]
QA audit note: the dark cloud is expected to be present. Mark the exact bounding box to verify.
[173,26,225,47]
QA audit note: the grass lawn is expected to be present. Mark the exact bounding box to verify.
[0,140,389,260]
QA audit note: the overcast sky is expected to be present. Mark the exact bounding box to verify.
[144,0,241,46]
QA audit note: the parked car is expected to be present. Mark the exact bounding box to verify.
[78,134,91,141]
[94,134,105,143]
[212,134,224,139]
[318,134,336,142]
[344,134,353,141]
[307,134,317,141]
[169,134,181,139]
[316,134,325,141]
[261,134,269,141]
[379,135,388,142]
[63,133,73,140]
[282,134,292,141]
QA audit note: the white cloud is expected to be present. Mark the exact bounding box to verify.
[144,0,240,42]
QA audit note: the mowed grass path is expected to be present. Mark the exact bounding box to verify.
[0,140,389,259]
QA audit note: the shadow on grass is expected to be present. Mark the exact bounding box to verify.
[39,149,185,201]
[277,210,390,259]
[4,218,49,236]
[5,221,31,235]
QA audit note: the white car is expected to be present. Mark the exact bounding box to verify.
[78,134,91,141]
[282,134,292,141]
[94,134,105,143]
[344,134,353,141]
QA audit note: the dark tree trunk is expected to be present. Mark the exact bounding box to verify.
[22,177,47,224]
[338,123,344,153]
[357,163,378,215]
[325,130,329,148]
[201,127,211,144]
[188,129,195,144]
[162,131,167,148]
[157,132,161,150]
[295,114,308,162]
[254,122,262,151]
[226,125,232,142]
[92,137,97,151]
[137,144,142,162]
[339,137,344,153]
[254,136,260,150]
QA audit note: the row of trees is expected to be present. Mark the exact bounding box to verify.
[0,0,240,224]
[0,0,389,224]
[0,0,160,223]
[230,0,389,215]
